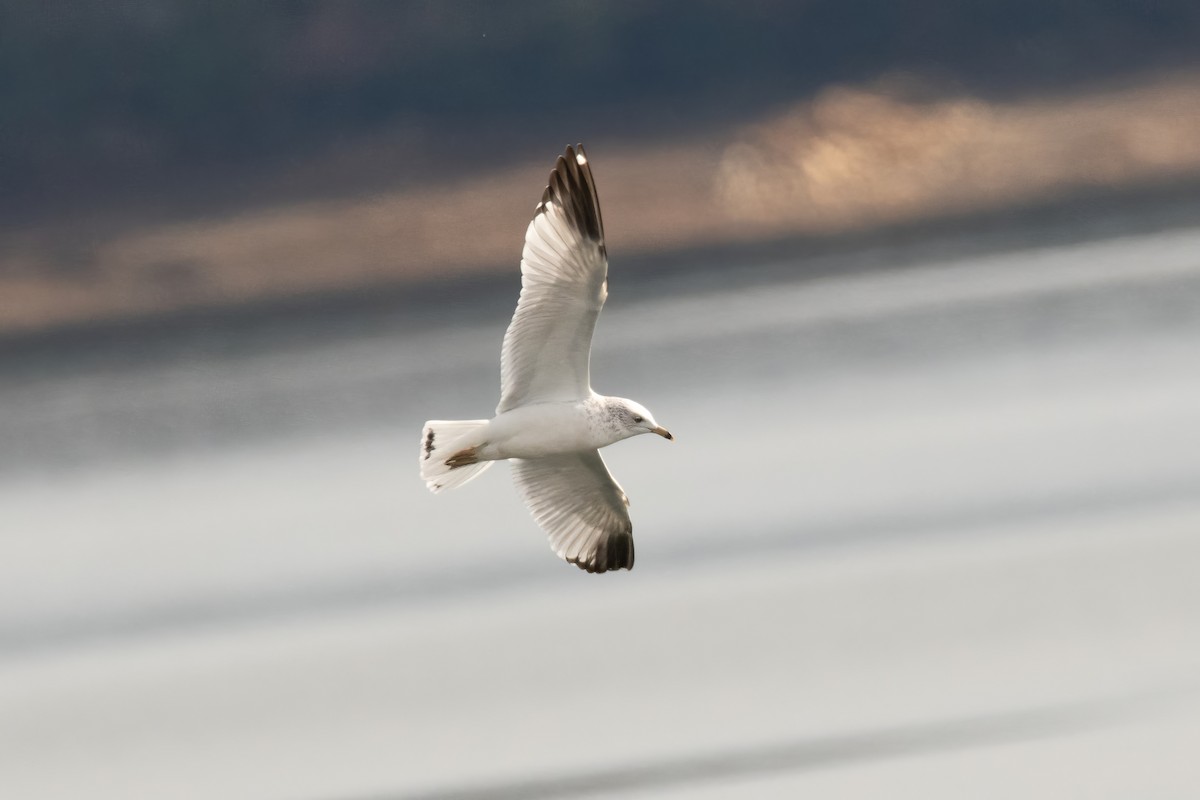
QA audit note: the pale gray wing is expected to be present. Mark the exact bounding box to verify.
[511,451,634,574]
[497,144,608,414]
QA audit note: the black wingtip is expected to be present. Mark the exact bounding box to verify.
[537,143,605,246]
[567,530,635,574]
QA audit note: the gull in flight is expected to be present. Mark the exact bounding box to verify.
[420,144,673,573]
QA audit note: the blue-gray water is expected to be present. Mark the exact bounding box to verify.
[2,223,1199,798]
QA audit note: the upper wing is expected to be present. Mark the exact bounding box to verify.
[497,144,608,414]
[511,451,634,574]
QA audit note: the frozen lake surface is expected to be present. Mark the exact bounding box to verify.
[1,224,1199,798]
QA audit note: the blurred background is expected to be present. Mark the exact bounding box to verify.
[3,2,1200,797]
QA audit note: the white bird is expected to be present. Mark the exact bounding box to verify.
[420,144,673,573]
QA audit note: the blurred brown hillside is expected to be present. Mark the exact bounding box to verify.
[5,71,1200,334]
[5,2,1200,335]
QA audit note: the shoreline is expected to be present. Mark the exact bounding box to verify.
[3,175,1199,371]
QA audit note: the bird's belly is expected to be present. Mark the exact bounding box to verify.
[482,403,594,460]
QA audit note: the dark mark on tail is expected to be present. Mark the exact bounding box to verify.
[445,447,479,469]
[424,430,435,460]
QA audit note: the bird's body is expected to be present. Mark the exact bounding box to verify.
[478,396,643,460]
[420,144,671,573]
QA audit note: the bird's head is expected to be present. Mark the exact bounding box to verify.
[608,397,673,442]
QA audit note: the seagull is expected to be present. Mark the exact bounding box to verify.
[420,144,673,574]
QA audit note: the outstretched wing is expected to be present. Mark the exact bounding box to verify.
[511,451,634,573]
[497,144,608,414]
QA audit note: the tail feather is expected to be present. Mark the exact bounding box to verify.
[420,419,493,493]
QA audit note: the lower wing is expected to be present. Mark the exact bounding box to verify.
[510,450,634,573]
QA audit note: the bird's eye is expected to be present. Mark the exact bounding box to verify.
[632,415,643,423]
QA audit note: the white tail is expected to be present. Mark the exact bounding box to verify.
[419,419,493,493]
